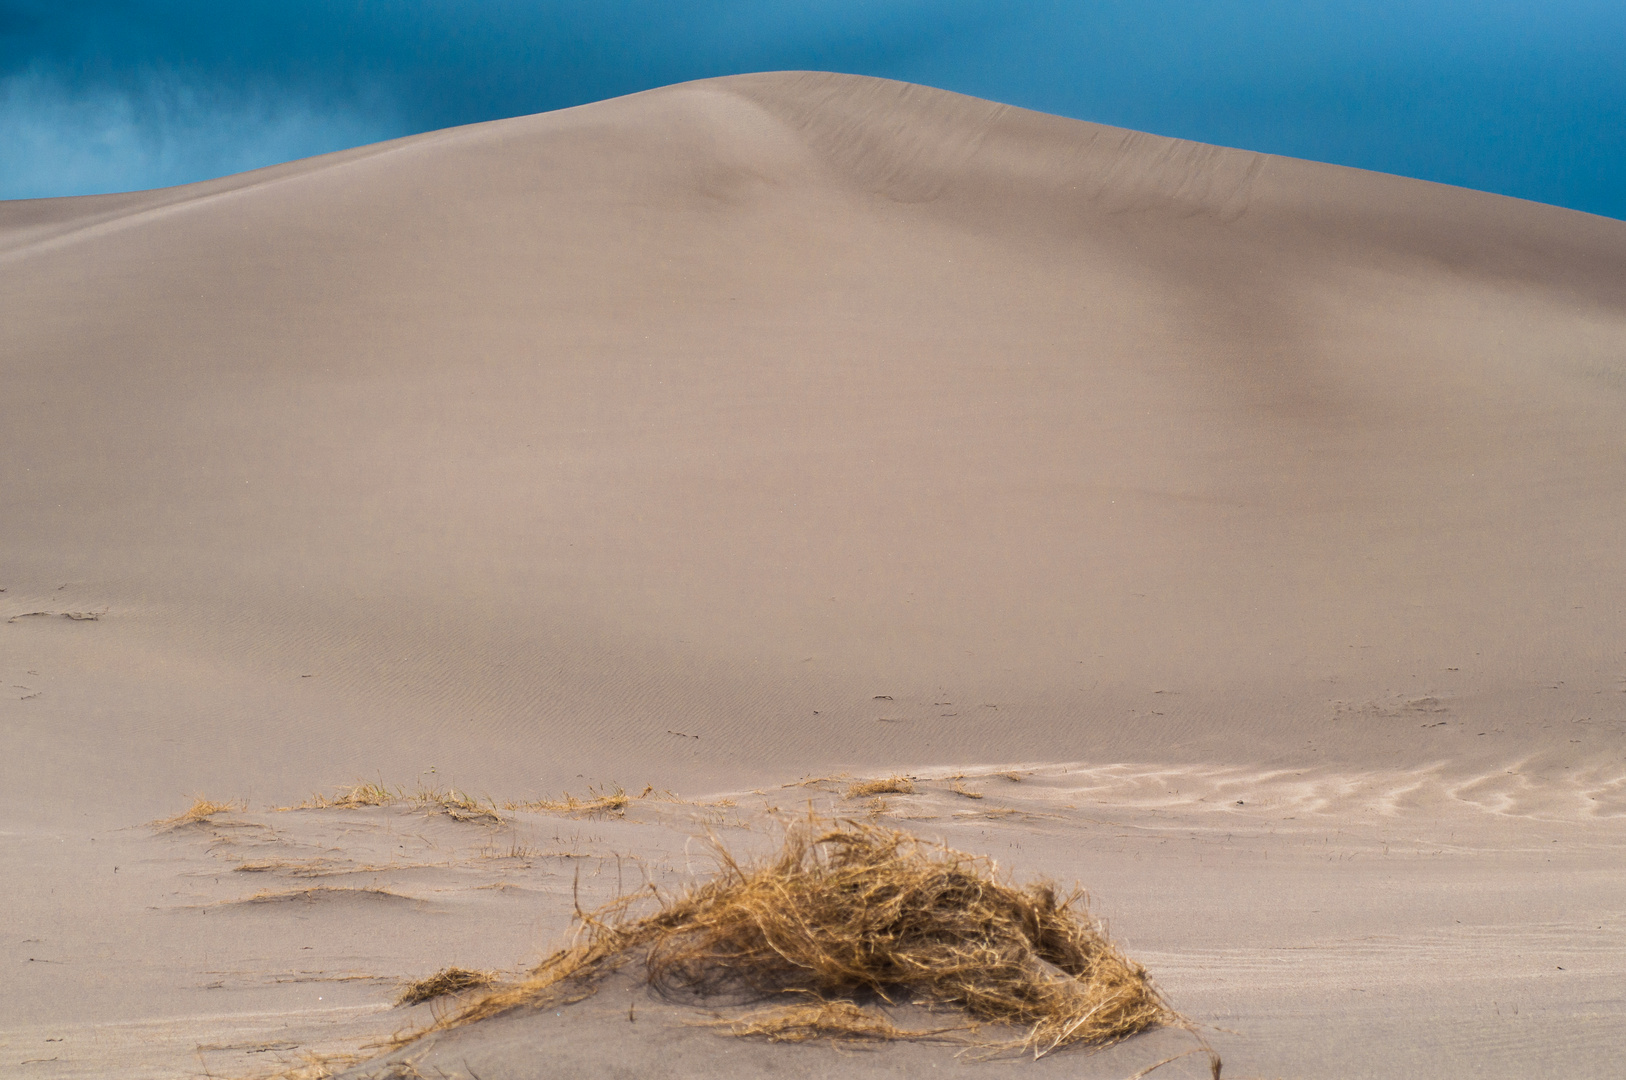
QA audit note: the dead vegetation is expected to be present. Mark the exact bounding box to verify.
[706,999,966,1042]
[846,776,916,798]
[284,782,502,823]
[414,787,502,824]
[233,859,339,876]
[430,815,1189,1061]
[154,797,243,827]
[784,773,849,789]
[201,778,715,826]
[397,966,500,1006]
[505,784,634,817]
[301,781,394,809]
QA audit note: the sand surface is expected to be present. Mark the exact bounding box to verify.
[2,71,1624,1078]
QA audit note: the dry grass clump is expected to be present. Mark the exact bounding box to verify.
[287,781,501,823]
[299,781,395,809]
[154,796,243,827]
[506,785,632,817]
[846,776,916,798]
[412,786,501,823]
[441,816,1182,1060]
[397,966,500,1006]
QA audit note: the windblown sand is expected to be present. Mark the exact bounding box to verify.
[2,72,1623,1078]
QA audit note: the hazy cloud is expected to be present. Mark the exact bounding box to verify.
[0,1,1004,196]
[0,64,396,197]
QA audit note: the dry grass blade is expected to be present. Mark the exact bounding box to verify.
[438,815,1182,1060]
[397,966,500,1006]
[846,776,916,798]
[784,774,848,789]
[1124,1046,1225,1080]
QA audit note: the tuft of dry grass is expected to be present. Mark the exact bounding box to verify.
[154,796,243,827]
[845,776,916,798]
[412,786,501,824]
[283,781,502,823]
[436,815,1186,1060]
[948,782,985,800]
[296,781,395,809]
[397,966,500,1006]
[506,785,632,817]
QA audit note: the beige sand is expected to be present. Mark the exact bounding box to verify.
[1,72,1623,1078]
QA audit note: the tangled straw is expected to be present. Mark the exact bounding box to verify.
[438,816,1208,1066]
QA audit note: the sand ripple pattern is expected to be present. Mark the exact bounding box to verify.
[930,758,1626,824]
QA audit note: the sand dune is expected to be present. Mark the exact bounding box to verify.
[3,72,1624,1077]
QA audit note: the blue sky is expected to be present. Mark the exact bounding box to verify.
[3,1,1623,218]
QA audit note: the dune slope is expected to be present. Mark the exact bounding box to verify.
[5,70,1626,1080]
[5,73,1624,816]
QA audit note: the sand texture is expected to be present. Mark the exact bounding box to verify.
[2,72,1624,1078]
